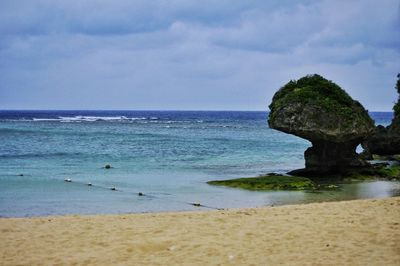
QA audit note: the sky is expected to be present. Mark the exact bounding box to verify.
[0,0,399,111]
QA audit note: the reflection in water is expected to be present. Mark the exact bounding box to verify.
[355,181,400,198]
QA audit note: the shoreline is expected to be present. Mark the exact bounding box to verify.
[1,197,399,265]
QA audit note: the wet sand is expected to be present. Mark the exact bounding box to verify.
[1,197,399,265]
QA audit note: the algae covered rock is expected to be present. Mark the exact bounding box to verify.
[268,74,374,174]
[207,175,315,191]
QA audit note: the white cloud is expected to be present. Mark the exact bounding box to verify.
[0,0,399,110]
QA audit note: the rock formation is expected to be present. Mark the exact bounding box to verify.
[268,74,375,174]
[361,126,400,157]
[362,74,400,156]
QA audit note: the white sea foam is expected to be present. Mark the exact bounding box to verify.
[30,116,200,124]
[32,116,150,122]
[59,116,132,122]
[32,118,62,121]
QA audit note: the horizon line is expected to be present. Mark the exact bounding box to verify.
[0,109,395,113]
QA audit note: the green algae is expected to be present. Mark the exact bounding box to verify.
[268,74,373,127]
[372,154,400,162]
[343,164,400,182]
[207,175,315,191]
[208,164,400,192]
[299,163,400,183]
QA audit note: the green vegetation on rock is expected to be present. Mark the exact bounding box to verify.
[207,175,315,191]
[394,102,400,118]
[373,154,400,161]
[268,74,374,173]
[392,73,400,127]
[207,164,400,192]
[343,164,400,181]
[295,163,400,182]
[268,74,372,126]
[397,73,400,94]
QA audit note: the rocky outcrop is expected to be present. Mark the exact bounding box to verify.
[268,74,375,174]
[362,126,400,157]
[362,74,400,156]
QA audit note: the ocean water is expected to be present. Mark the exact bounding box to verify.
[0,111,398,217]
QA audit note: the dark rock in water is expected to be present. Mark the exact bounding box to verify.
[266,172,283,176]
[104,164,112,169]
[362,125,400,156]
[363,74,400,156]
[268,74,374,174]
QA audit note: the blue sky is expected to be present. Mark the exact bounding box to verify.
[0,0,399,111]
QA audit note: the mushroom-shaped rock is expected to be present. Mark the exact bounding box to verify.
[268,74,374,174]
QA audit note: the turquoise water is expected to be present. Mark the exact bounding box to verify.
[0,111,398,217]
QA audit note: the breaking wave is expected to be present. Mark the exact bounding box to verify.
[30,116,153,122]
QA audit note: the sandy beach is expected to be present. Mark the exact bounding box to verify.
[1,197,399,265]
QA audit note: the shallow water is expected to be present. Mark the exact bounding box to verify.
[0,111,398,217]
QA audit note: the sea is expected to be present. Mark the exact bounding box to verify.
[0,110,399,217]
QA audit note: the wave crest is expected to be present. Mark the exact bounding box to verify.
[30,116,155,122]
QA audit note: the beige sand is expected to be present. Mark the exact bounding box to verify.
[1,197,399,266]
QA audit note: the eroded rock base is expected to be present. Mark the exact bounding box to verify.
[303,140,368,174]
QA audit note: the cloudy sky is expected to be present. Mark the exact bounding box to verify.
[0,0,399,111]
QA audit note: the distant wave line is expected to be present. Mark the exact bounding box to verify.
[0,116,209,124]
[35,115,149,122]
[0,152,85,159]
